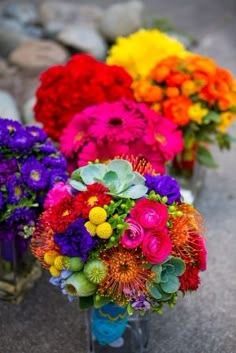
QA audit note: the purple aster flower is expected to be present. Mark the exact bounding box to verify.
[0,190,4,210]
[43,154,67,169]
[21,157,49,191]
[25,126,47,143]
[8,129,34,153]
[3,118,22,133]
[6,207,36,227]
[0,122,10,147]
[145,174,181,204]
[49,170,68,188]
[0,157,18,184]
[6,176,25,204]
[54,218,96,261]
[38,141,57,154]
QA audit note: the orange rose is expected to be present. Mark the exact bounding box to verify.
[166,71,189,86]
[181,80,198,96]
[151,65,170,82]
[163,96,192,126]
[166,87,180,98]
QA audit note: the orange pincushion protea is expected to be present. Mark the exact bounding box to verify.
[169,203,204,266]
[31,215,59,268]
[115,155,156,175]
[98,246,154,304]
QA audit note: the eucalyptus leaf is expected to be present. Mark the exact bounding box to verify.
[160,274,180,293]
[107,159,132,178]
[165,264,175,274]
[146,282,162,300]
[169,257,186,276]
[69,179,87,191]
[103,171,119,185]
[203,111,221,124]
[80,164,106,184]
[118,184,148,199]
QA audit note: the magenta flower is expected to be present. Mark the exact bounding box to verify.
[142,228,172,264]
[130,199,168,230]
[44,182,72,209]
[121,218,144,249]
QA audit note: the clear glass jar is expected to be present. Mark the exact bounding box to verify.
[87,304,150,353]
[0,237,42,303]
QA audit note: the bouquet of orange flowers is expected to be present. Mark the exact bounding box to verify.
[133,55,236,169]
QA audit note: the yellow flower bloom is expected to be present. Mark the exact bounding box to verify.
[49,265,61,277]
[54,256,65,271]
[217,112,235,132]
[85,221,97,236]
[44,250,59,265]
[96,222,113,239]
[89,207,107,225]
[107,29,189,78]
[188,103,209,124]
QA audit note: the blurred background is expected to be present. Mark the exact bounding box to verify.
[0,1,236,353]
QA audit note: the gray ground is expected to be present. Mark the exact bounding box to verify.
[0,0,236,352]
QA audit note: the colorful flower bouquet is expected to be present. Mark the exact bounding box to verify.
[0,118,67,302]
[133,55,236,174]
[60,99,183,174]
[31,158,206,350]
[34,54,134,141]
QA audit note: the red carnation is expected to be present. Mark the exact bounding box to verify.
[179,264,201,292]
[74,183,112,218]
[34,54,134,141]
[44,195,79,233]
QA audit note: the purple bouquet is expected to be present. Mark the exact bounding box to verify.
[0,118,68,263]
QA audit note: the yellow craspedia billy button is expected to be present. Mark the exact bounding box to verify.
[49,265,61,277]
[96,222,113,239]
[54,256,64,270]
[85,221,97,236]
[44,250,59,265]
[89,207,107,225]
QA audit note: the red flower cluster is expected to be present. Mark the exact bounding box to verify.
[34,54,134,141]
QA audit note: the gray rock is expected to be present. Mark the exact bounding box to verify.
[0,18,29,57]
[0,90,21,121]
[22,96,37,125]
[0,57,8,75]
[99,1,144,42]
[2,2,38,25]
[39,1,103,36]
[24,25,44,38]
[8,39,69,70]
[57,24,108,60]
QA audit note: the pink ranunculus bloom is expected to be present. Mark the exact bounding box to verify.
[121,218,144,249]
[44,182,71,209]
[142,228,172,264]
[130,199,168,230]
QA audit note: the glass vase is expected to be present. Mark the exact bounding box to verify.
[87,304,150,353]
[0,236,42,303]
[170,144,206,204]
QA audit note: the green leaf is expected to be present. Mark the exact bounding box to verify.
[160,275,180,293]
[146,282,162,300]
[152,264,162,283]
[107,160,132,178]
[103,171,119,185]
[118,184,148,199]
[69,179,87,191]
[203,111,221,124]
[230,106,236,113]
[165,264,175,274]
[127,304,134,316]
[80,164,106,184]
[93,294,110,308]
[71,169,82,181]
[197,145,218,168]
[79,296,94,310]
[168,257,186,276]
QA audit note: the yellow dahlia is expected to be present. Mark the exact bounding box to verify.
[107,29,189,78]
